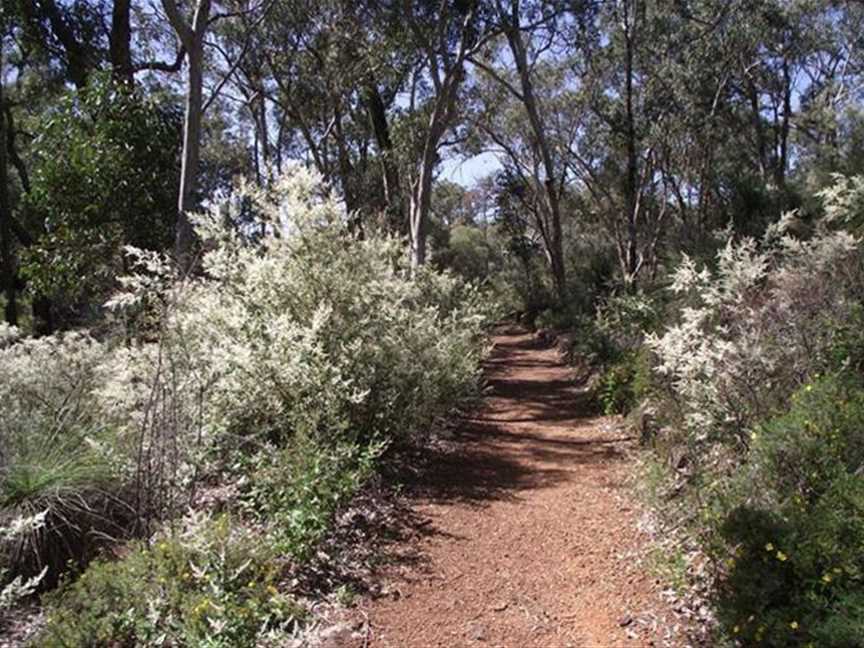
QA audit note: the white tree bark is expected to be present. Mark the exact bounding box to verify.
[162,0,211,268]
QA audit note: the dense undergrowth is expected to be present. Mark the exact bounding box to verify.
[0,168,497,645]
[543,176,864,646]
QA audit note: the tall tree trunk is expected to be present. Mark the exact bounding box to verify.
[0,42,17,326]
[622,1,639,287]
[0,63,49,331]
[110,0,133,84]
[776,57,791,192]
[404,0,478,270]
[408,64,466,270]
[410,139,438,268]
[258,89,271,183]
[163,0,211,269]
[333,104,358,218]
[747,78,768,183]
[364,81,403,233]
[504,0,566,300]
[175,42,204,264]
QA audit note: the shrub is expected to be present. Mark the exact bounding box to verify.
[642,180,864,645]
[108,168,493,452]
[596,291,663,353]
[646,210,862,447]
[41,512,302,647]
[20,76,180,322]
[712,376,864,646]
[3,167,495,631]
[239,436,382,561]
[0,331,127,585]
[598,347,654,416]
[1,512,48,611]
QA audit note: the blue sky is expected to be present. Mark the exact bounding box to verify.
[439,151,502,187]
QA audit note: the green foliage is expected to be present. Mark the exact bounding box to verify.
[41,513,302,647]
[641,186,864,645]
[239,437,381,561]
[435,225,496,282]
[598,347,653,416]
[595,292,663,352]
[20,75,180,315]
[711,376,864,646]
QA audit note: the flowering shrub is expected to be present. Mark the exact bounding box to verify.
[1,512,48,611]
[0,331,125,584]
[2,167,495,640]
[107,168,494,452]
[646,212,862,445]
[643,177,864,645]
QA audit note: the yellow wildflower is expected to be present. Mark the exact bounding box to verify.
[765,542,774,551]
[822,574,833,583]
[777,551,788,561]
[790,621,799,630]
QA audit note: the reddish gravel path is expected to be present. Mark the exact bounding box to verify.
[345,327,678,647]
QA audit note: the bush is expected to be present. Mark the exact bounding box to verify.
[20,76,180,322]
[712,376,864,646]
[642,181,864,645]
[2,166,496,615]
[598,347,653,416]
[41,513,302,647]
[106,169,494,452]
[1,512,48,612]
[0,331,128,585]
[596,291,663,352]
[238,436,382,561]
[647,210,862,447]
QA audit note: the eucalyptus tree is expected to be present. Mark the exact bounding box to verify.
[561,0,763,285]
[395,0,498,268]
[161,0,278,264]
[645,0,864,241]
[468,54,580,299]
[467,0,573,299]
[569,0,673,287]
[161,0,212,266]
[222,0,407,233]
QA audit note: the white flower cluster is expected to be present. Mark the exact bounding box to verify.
[0,322,20,348]
[171,167,491,446]
[0,167,495,591]
[1,167,491,495]
[648,180,862,442]
[1,512,48,609]
[0,330,108,459]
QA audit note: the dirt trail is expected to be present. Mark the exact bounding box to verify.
[345,326,677,647]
